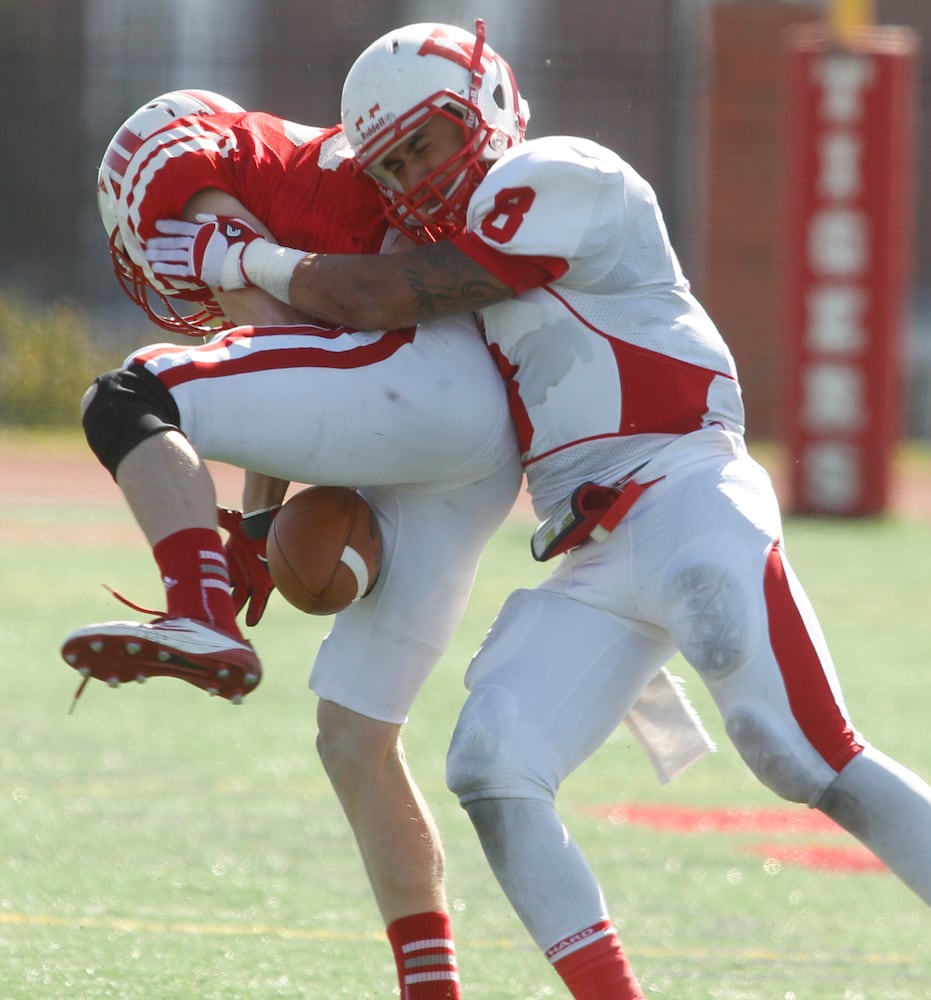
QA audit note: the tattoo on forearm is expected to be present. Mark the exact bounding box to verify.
[403,241,510,319]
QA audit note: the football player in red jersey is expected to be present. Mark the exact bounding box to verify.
[94,88,389,335]
[64,90,522,1000]
[147,23,931,998]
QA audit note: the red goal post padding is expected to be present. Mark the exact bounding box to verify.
[782,24,919,515]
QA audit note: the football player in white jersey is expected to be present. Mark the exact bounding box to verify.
[145,22,931,997]
[64,89,524,1000]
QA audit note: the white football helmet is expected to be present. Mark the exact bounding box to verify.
[340,20,529,242]
[97,89,245,335]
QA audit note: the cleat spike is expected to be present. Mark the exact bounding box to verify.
[217,668,230,681]
[207,687,220,697]
[107,677,120,688]
[64,652,78,665]
[244,672,259,687]
[90,640,104,653]
[136,674,147,684]
[157,650,171,662]
[125,642,142,655]
[79,666,92,678]
[231,694,244,705]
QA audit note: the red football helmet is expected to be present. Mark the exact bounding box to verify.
[340,21,529,242]
[97,90,244,335]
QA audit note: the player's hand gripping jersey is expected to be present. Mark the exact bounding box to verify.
[451,136,747,517]
[99,102,389,332]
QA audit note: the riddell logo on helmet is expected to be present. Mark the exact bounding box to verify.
[355,104,395,140]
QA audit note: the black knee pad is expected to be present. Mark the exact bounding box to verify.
[82,362,182,478]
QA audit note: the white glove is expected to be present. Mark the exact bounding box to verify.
[144,214,265,291]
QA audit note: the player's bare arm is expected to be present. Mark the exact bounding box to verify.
[288,239,514,330]
[145,216,514,331]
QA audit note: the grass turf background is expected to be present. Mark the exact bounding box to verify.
[1,432,929,998]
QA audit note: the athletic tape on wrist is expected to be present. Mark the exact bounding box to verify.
[242,241,306,305]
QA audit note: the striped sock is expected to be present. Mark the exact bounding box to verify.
[386,911,461,999]
[549,919,643,999]
[153,527,240,636]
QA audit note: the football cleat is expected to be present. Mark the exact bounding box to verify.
[61,617,262,707]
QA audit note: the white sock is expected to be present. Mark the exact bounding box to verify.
[465,797,611,951]
[817,744,931,904]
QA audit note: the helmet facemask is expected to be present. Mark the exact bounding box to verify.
[108,229,229,335]
[361,100,493,243]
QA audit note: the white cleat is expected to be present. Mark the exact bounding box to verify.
[60,617,262,704]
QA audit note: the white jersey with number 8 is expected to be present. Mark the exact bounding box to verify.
[455,135,746,517]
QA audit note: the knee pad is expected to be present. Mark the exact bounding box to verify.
[725,706,831,804]
[446,685,555,806]
[82,362,181,478]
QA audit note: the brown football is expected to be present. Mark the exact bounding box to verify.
[267,486,382,615]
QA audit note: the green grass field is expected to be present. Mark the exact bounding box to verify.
[1,439,930,998]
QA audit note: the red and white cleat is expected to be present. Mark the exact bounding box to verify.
[61,617,262,706]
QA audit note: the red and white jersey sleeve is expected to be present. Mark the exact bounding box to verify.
[113,112,388,270]
[452,136,746,516]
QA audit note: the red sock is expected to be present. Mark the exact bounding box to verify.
[152,528,240,636]
[549,920,643,999]
[386,911,461,999]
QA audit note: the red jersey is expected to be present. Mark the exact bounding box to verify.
[109,111,389,256]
